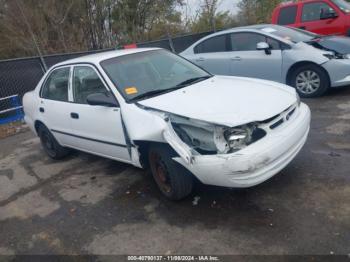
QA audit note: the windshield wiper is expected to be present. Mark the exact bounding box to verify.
[129,75,212,102]
[174,75,212,88]
[129,89,172,102]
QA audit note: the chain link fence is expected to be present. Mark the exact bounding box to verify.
[0,30,213,125]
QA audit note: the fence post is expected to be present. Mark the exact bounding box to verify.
[167,32,176,53]
[15,0,48,72]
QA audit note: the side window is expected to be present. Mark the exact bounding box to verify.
[230,33,266,51]
[302,2,335,22]
[72,66,107,104]
[194,34,228,54]
[266,37,281,50]
[277,6,298,25]
[41,67,70,102]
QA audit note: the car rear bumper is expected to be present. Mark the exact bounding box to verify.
[24,115,36,134]
[173,103,311,188]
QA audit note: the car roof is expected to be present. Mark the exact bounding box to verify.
[53,47,160,68]
[219,24,282,33]
[276,0,317,7]
[187,24,284,41]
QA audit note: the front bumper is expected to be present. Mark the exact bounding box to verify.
[172,103,311,188]
[323,59,350,87]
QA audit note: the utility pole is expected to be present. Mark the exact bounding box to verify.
[15,0,48,71]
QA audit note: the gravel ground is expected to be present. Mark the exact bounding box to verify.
[0,88,349,259]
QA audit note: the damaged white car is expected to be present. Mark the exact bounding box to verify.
[23,48,311,200]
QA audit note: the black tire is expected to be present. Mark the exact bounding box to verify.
[37,124,70,160]
[148,144,193,200]
[347,29,350,37]
[289,64,330,98]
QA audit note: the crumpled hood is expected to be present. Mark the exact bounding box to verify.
[139,76,297,127]
[310,36,350,54]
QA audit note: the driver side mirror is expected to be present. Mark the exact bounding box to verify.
[86,92,119,107]
[256,42,271,55]
[320,9,338,20]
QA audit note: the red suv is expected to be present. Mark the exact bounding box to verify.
[272,0,350,36]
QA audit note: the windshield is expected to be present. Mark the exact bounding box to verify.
[332,0,350,13]
[260,25,318,43]
[101,49,210,102]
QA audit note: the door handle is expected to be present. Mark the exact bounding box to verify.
[70,112,79,119]
[39,107,44,113]
[196,57,205,62]
[231,56,242,61]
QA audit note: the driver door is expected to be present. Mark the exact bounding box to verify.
[298,1,341,35]
[66,64,131,163]
[229,32,283,83]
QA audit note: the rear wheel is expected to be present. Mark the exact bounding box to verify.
[37,125,70,160]
[289,64,329,98]
[148,144,193,200]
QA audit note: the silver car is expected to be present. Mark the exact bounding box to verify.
[181,24,350,98]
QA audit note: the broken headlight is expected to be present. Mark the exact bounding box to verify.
[214,124,266,154]
[169,114,266,155]
[323,52,350,60]
[224,126,253,150]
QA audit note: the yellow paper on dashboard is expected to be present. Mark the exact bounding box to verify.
[125,87,138,95]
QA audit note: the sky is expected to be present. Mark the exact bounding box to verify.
[182,0,241,18]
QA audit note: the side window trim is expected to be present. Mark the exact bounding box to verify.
[40,65,72,101]
[72,64,109,104]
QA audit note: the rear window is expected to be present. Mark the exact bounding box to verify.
[194,35,228,54]
[277,6,298,25]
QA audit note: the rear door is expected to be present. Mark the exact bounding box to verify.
[188,34,231,75]
[229,32,283,83]
[39,66,74,146]
[298,1,343,35]
[65,64,131,162]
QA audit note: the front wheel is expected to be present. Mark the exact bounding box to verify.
[289,64,329,98]
[148,144,193,200]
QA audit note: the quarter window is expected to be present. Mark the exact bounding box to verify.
[194,34,228,54]
[277,6,298,25]
[41,67,70,101]
[72,66,106,104]
[302,2,336,22]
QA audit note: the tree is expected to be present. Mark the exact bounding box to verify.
[112,0,184,44]
[189,0,237,33]
[237,0,283,25]
[0,0,91,58]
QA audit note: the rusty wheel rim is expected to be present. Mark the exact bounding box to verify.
[150,151,172,194]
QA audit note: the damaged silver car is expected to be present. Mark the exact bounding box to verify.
[23,48,311,200]
[181,24,350,98]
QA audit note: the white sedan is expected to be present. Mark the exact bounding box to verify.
[23,48,311,200]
